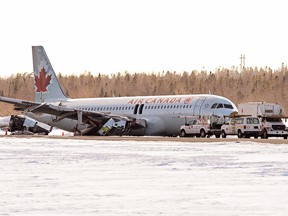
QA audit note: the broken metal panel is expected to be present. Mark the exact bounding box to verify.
[98,118,116,135]
[8,115,51,135]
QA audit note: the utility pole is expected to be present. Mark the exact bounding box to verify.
[240,54,246,72]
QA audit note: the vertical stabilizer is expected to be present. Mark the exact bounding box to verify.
[32,46,68,102]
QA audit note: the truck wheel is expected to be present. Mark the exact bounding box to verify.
[284,136,287,139]
[262,129,268,139]
[180,130,186,137]
[200,129,206,138]
[221,130,227,138]
[237,130,243,138]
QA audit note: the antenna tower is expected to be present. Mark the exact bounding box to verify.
[240,54,246,72]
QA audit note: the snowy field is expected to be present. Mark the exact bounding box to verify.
[1,137,288,215]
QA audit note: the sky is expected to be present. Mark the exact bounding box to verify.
[0,0,287,77]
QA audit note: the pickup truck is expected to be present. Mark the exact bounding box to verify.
[180,118,211,138]
[221,116,261,138]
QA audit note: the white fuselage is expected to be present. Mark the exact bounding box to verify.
[27,94,237,136]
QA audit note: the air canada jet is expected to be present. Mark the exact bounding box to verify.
[0,46,238,136]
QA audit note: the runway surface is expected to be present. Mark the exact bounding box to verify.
[2,133,288,144]
[1,136,288,215]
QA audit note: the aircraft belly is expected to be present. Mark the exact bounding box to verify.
[163,116,185,136]
[142,116,166,136]
[143,115,184,136]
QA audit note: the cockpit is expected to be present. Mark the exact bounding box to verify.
[211,103,234,109]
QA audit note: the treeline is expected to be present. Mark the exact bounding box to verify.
[1,67,288,116]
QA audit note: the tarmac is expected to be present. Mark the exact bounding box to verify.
[1,135,288,144]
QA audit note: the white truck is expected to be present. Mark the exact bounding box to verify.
[221,116,261,138]
[180,116,221,138]
[238,102,288,139]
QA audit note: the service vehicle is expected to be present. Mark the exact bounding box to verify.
[179,116,221,138]
[238,102,288,139]
[221,116,261,138]
[180,118,210,137]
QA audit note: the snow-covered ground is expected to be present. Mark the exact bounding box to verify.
[0,137,288,215]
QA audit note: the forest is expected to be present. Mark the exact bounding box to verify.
[0,66,288,116]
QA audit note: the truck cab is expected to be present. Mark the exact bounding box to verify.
[221,116,261,138]
[260,116,288,139]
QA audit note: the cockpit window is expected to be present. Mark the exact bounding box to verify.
[224,104,234,109]
[217,103,223,108]
[211,103,218,109]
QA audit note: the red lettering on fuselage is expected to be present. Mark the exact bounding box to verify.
[162,98,170,103]
[128,97,183,104]
[128,99,134,104]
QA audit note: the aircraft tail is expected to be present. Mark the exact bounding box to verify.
[32,46,68,102]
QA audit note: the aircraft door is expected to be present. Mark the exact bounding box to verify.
[193,97,206,116]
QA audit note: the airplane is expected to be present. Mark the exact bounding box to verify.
[0,46,238,136]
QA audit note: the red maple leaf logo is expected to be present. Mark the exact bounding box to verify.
[184,97,193,104]
[35,67,52,92]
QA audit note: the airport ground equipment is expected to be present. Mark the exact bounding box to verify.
[238,102,288,139]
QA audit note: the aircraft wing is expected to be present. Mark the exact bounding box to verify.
[0,96,127,120]
[0,96,40,110]
[0,96,145,135]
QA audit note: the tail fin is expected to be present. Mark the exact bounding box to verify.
[32,46,68,102]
